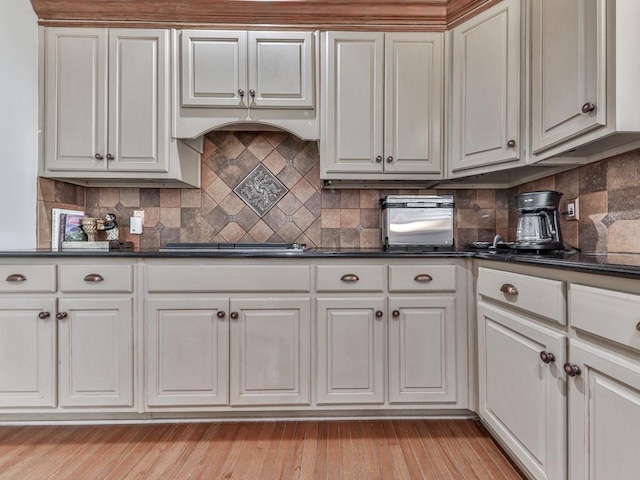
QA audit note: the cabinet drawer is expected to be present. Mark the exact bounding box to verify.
[59,265,134,293]
[147,265,310,292]
[0,265,56,292]
[477,267,566,324]
[570,284,640,352]
[389,265,456,292]
[315,265,385,292]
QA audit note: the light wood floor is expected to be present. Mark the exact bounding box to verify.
[0,420,524,479]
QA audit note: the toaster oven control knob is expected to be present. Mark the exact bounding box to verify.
[581,102,596,114]
[564,363,581,377]
[375,156,382,163]
[539,351,555,364]
[386,156,393,163]
[507,139,516,148]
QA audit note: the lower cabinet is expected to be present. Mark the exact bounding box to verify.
[146,296,311,408]
[388,296,456,403]
[478,301,567,480]
[57,297,134,408]
[565,339,640,480]
[0,298,57,408]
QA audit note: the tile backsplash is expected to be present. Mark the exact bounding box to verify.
[37,131,640,253]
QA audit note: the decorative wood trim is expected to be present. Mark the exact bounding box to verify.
[30,0,498,30]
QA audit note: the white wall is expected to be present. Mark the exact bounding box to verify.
[0,1,39,249]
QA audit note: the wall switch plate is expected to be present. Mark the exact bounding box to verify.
[566,198,579,221]
[133,210,145,224]
[130,216,143,234]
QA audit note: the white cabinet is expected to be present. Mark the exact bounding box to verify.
[146,298,229,407]
[316,297,385,405]
[0,298,56,408]
[449,0,523,176]
[181,30,314,109]
[388,296,456,403]
[565,339,640,480]
[230,298,311,406]
[57,297,134,408]
[530,0,640,162]
[477,267,567,480]
[43,27,200,187]
[320,31,444,181]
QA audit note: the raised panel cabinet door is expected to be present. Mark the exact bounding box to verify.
[45,28,108,172]
[248,31,314,109]
[321,32,384,174]
[449,0,521,174]
[478,302,567,480]
[316,297,385,404]
[0,298,56,408]
[146,298,229,407]
[229,298,310,406]
[388,296,456,403]
[57,297,134,408]
[383,33,443,174]
[108,29,170,172]
[567,340,640,480]
[181,30,248,107]
[530,0,605,155]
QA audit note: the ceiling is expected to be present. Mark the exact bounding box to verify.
[30,0,498,30]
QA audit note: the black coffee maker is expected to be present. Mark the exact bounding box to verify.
[514,191,563,250]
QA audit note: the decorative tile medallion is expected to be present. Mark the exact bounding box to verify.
[234,164,288,217]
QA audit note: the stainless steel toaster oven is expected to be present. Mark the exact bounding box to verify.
[380,195,455,250]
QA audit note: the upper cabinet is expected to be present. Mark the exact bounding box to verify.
[448,0,523,177]
[42,27,200,187]
[530,0,640,163]
[320,31,444,182]
[175,30,319,140]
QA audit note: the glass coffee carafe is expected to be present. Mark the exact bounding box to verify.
[514,191,563,250]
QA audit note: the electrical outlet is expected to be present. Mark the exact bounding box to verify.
[566,198,579,221]
[133,210,145,225]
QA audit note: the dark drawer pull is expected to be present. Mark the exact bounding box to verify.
[414,274,433,283]
[84,273,104,283]
[500,283,518,296]
[341,274,359,283]
[6,274,27,283]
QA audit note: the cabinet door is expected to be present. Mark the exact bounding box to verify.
[449,0,521,174]
[108,29,169,172]
[388,296,456,403]
[478,302,567,480]
[316,297,385,404]
[229,298,310,406]
[181,30,248,107]
[248,31,314,109]
[146,298,229,407]
[0,299,56,408]
[384,33,443,174]
[58,297,134,408]
[321,32,384,174]
[567,339,640,480]
[530,0,605,155]
[45,28,108,172]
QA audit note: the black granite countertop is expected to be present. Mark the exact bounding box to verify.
[2,247,640,280]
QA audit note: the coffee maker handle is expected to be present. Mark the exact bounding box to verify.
[541,211,556,235]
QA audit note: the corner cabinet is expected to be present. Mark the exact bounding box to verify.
[320,31,444,181]
[42,27,200,187]
[449,0,523,177]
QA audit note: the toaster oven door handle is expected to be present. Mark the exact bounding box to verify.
[414,274,433,283]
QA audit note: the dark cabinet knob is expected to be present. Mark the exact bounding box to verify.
[106,153,115,161]
[392,310,400,318]
[56,312,68,320]
[386,156,393,163]
[507,139,516,148]
[375,310,383,318]
[38,312,51,320]
[230,312,239,320]
[564,363,581,377]
[95,153,104,160]
[636,321,640,332]
[539,351,555,364]
[238,89,245,97]
[217,311,226,319]
[500,283,518,296]
[375,156,382,163]
[581,102,596,113]
[249,89,256,97]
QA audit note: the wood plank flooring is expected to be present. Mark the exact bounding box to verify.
[0,420,525,479]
